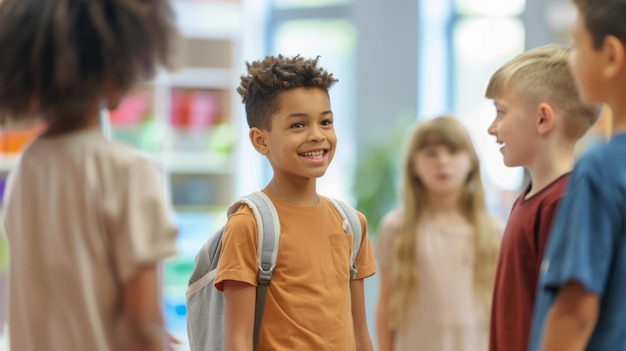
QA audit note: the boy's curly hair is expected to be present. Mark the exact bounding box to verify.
[0,0,177,123]
[573,0,626,49]
[237,55,338,130]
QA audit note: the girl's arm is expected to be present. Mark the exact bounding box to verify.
[375,267,394,351]
[350,278,374,351]
[540,281,599,351]
[124,264,166,351]
[223,280,256,351]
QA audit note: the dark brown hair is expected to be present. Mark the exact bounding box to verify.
[0,0,177,123]
[573,0,626,49]
[237,54,338,130]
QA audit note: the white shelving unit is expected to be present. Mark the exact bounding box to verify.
[107,0,244,209]
[153,1,245,344]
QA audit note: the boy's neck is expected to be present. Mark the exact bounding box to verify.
[608,103,626,136]
[525,144,574,198]
[264,177,319,206]
[604,71,626,135]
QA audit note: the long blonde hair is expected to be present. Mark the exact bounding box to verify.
[388,116,499,327]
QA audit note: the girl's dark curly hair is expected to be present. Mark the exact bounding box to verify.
[237,54,338,130]
[0,0,177,123]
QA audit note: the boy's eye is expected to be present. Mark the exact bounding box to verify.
[290,122,305,129]
[496,109,505,117]
[321,119,334,126]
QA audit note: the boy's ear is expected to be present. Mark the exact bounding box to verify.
[601,35,626,80]
[536,103,555,136]
[249,127,269,155]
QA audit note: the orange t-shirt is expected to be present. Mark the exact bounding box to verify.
[214,191,377,350]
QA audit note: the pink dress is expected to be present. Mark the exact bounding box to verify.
[376,210,493,351]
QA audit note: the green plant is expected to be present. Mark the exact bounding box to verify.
[353,116,413,236]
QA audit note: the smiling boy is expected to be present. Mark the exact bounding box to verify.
[213,55,377,351]
[484,44,600,351]
[529,0,626,350]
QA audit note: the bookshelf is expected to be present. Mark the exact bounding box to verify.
[151,0,244,340]
[166,2,245,343]
[110,0,243,210]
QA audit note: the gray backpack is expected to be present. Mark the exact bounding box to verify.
[186,191,363,351]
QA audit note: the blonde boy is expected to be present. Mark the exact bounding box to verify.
[485,44,600,351]
[529,1,626,350]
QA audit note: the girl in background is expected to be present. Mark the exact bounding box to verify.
[0,1,179,350]
[375,116,502,351]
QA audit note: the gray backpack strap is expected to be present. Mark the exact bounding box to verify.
[232,191,280,351]
[328,198,362,280]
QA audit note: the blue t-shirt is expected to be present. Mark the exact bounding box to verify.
[528,133,626,351]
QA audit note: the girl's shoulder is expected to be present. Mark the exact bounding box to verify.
[377,208,403,236]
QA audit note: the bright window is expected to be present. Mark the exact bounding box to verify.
[274,0,351,9]
[455,0,525,16]
[452,18,525,194]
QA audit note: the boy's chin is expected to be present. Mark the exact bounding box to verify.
[502,157,522,168]
[310,170,329,179]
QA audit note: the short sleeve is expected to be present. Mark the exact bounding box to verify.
[353,211,377,280]
[109,157,178,283]
[214,206,259,291]
[374,210,401,269]
[540,171,620,296]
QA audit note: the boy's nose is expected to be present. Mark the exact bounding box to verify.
[307,126,326,142]
[487,119,497,136]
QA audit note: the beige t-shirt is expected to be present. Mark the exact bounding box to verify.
[215,191,377,350]
[3,128,178,351]
[376,210,500,351]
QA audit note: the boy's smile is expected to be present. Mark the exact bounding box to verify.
[258,87,336,180]
[299,148,329,163]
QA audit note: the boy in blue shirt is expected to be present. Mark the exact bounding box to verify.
[529,0,626,350]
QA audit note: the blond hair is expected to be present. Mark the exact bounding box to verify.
[388,116,500,328]
[485,44,600,140]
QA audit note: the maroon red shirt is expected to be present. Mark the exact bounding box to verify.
[489,174,569,351]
